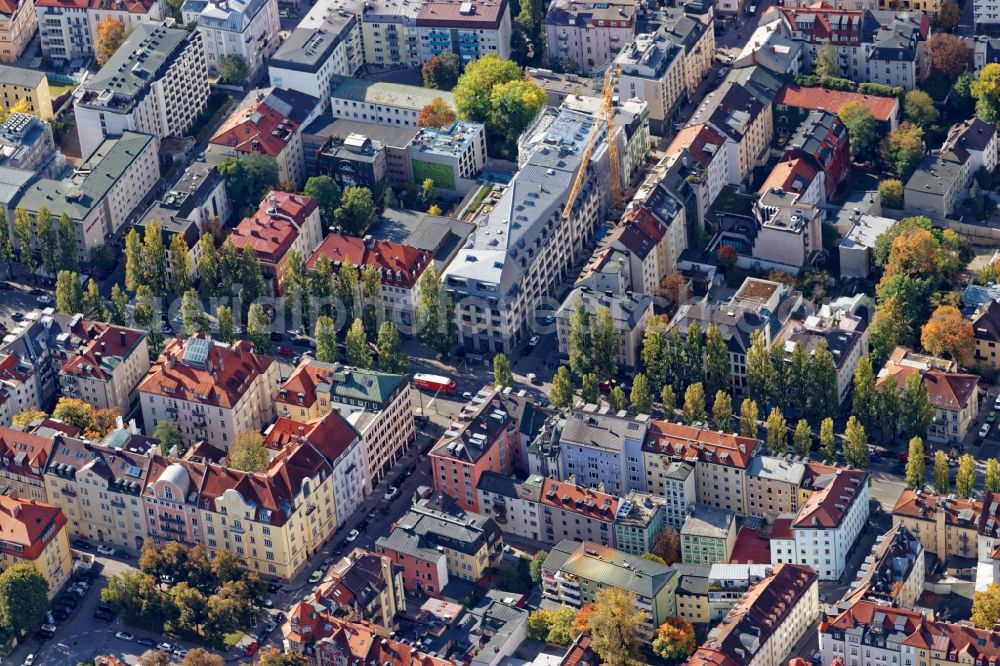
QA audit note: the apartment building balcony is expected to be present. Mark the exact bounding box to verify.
[110,497,125,508]
[159,513,185,524]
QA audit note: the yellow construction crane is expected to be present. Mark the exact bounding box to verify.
[561,65,623,220]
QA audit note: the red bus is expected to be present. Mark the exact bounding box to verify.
[413,373,457,395]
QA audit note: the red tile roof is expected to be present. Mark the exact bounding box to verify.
[666,123,727,168]
[770,517,794,540]
[35,0,159,11]
[644,421,759,469]
[210,102,299,157]
[264,411,360,463]
[729,526,773,564]
[903,619,1000,662]
[820,599,923,634]
[539,478,618,521]
[307,234,431,289]
[0,496,66,560]
[793,468,867,529]
[759,158,818,196]
[61,322,146,381]
[0,350,32,384]
[138,336,274,409]
[230,192,318,265]
[892,489,982,528]
[878,360,979,410]
[775,85,899,122]
[0,426,54,482]
[276,360,332,410]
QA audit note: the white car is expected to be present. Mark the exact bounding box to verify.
[993,395,1000,410]
[97,545,115,556]
[173,648,189,659]
[543,312,555,325]
[462,391,474,400]
[346,529,360,542]
[982,423,992,438]
[115,632,133,642]
[384,486,399,501]
[22,654,34,666]
[157,643,172,653]
[35,295,51,306]
[527,334,540,348]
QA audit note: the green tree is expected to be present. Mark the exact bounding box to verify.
[570,294,594,377]
[125,229,144,292]
[581,373,599,404]
[58,212,76,273]
[216,238,240,299]
[550,366,575,409]
[83,279,107,321]
[55,270,82,314]
[807,339,838,424]
[36,205,57,275]
[746,330,772,406]
[814,43,840,77]
[839,101,879,162]
[239,247,266,305]
[217,154,279,217]
[216,305,235,344]
[419,178,436,208]
[906,437,926,489]
[793,419,811,456]
[739,398,759,439]
[247,303,272,355]
[957,453,976,498]
[360,264,382,339]
[257,650,309,666]
[346,318,372,368]
[415,265,455,356]
[683,321,705,387]
[592,306,618,382]
[53,397,94,430]
[421,50,461,90]
[169,232,193,296]
[142,221,167,295]
[712,391,732,432]
[630,374,652,414]
[881,123,925,181]
[0,210,12,276]
[153,419,183,455]
[376,321,407,374]
[0,563,48,636]
[486,79,547,155]
[303,176,341,229]
[904,89,940,128]
[109,283,129,326]
[133,285,163,357]
[988,459,1000,493]
[765,407,787,454]
[217,55,249,83]
[820,417,836,461]
[852,355,878,432]
[934,450,951,494]
[869,297,912,368]
[12,208,34,272]
[580,588,645,666]
[683,382,706,424]
[282,248,310,330]
[609,386,626,412]
[973,64,1000,122]
[494,353,513,387]
[314,315,338,364]
[786,341,810,416]
[900,372,933,440]
[843,416,870,468]
[336,256,359,323]
[528,607,577,645]
[181,289,209,335]
[704,322,730,396]
[196,233,218,301]
[334,187,375,235]
[228,431,269,472]
[878,381,902,443]
[661,384,676,416]
[453,53,523,122]
[640,317,667,390]
[879,179,905,209]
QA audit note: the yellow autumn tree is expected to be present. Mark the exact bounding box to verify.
[95,16,128,66]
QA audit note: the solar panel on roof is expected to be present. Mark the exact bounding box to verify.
[183,337,212,368]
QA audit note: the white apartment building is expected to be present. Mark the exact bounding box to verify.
[74,23,209,158]
[666,124,730,220]
[138,336,280,449]
[752,188,823,270]
[555,287,654,368]
[819,600,924,666]
[36,0,165,60]
[415,0,512,65]
[690,564,819,666]
[268,0,363,106]
[182,0,280,77]
[0,0,38,63]
[443,108,605,355]
[14,132,160,261]
[615,32,686,136]
[275,360,415,487]
[59,323,150,418]
[545,0,637,74]
[329,77,456,129]
[770,469,870,580]
[660,461,695,529]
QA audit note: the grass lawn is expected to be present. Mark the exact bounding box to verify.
[47,82,78,98]
[223,630,244,649]
[467,184,492,214]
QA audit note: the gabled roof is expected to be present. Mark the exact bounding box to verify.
[644,421,759,469]
[973,300,1000,343]
[210,101,299,157]
[307,234,431,289]
[775,85,898,122]
[229,192,317,264]
[792,468,867,529]
[892,489,982,527]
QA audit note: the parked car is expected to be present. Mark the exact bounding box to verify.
[10,312,22,322]
[71,539,92,550]
[97,545,115,556]
[136,637,156,647]
[157,643,172,653]
[356,519,369,532]
[982,423,992,438]
[93,609,114,622]
[115,632,133,642]
[173,648,189,659]
[244,642,259,657]
[266,582,282,594]
[28,288,45,296]
[346,529,360,542]
[22,654,34,666]
[114,549,130,559]
[33,294,51,306]
[384,486,399,501]
[308,569,324,584]
[367,508,378,519]
[994,395,1000,410]
[276,346,294,357]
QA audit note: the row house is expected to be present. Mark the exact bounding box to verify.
[306,233,431,335]
[542,539,677,639]
[687,564,819,666]
[0,426,52,501]
[774,84,900,136]
[229,192,323,293]
[138,336,279,450]
[0,66,52,119]
[544,0,636,74]
[557,408,649,498]
[681,504,737,566]
[0,496,72,598]
[36,0,165,61]
[972,299,1000,372]
[643,420,760,516]
[666,124,730,222]
[752,188,824,270]
[687,81,772,187]
[181,0,280,77]
[276,359,413,486]
[0,0,37,63]
[819,600,925,666]
[75,24,209,159]
[877,346,980,445]
[554,287,654,368]
[841,523,924,608]
[892,489,979,564]
[761,110,849,205]
[614,31,686,136]
[375,491,502,596]
[313,549,405,630]
[208,97,307,189]
[769,468,870,580]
